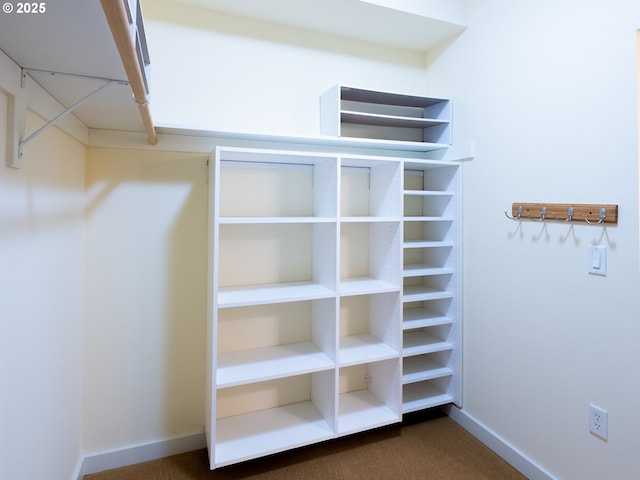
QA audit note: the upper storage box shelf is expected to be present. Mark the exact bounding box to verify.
[321,86,451,148]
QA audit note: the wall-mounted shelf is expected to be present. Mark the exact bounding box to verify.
[507,203,618,224]
[320,85,451,148]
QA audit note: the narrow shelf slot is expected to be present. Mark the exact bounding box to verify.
[403,329,452,356]
[403,303,453,331]
[403,354,453,385]
[402,381,453,413]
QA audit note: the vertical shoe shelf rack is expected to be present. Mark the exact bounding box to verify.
[206,85,461,469]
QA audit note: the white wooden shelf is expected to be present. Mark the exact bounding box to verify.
[402,382,453,413]
[404,240,455,249]
[219,216,335,224]
[218,282,335,308]
[403,330,452,357]
[339,278,399,296]
[403,265,454,277]
[338,389,399,435]
[217,343,334,388]
[403,356,453,384]
[403,285,453,303]
[341,110,449,130]
[321,85,451,146]
[215,402,334,467]
[339,334,399,366]
[403,308,452,330]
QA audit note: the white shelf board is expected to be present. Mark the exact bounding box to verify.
[338,389,399,436]
[156,125,450,153]
[218,282,335,308]
[339,278,399,297]
[340,216,400,223]
[404,190,454,197]
[403,309,452,330]
[402,216,454,222]
[341,110,449,129]
[403,330,452,357]
[215,401,334,467]
[402,383,452,414]
[219,216,335,224]
[217,343,334,388]
[339,334,398,366]
[403,265,454,277]
[403,285,453,303]
[403,240,454,249]
[403,356,453,385]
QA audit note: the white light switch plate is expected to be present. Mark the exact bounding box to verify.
[588,245,607,276]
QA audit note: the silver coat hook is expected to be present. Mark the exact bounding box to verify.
[584,208,606,225]
[505,205,523,220]
[560,206,574,222]
[530,206,546,221]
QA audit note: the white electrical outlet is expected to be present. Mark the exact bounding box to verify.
[589,403,608,440]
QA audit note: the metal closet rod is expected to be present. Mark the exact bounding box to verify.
[100,0,157,145]
[505,203,619,224]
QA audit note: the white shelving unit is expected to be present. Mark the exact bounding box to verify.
[208,147,406,469]
[207,87,461,469]
[402,160,461,414]
[321,85,451,148]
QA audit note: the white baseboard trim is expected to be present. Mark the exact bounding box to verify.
[446,406,557,480]
[77,432,206,479]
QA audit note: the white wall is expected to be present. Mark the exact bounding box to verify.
[0,90,86,478]
[83,148,208,453]
[141,0,431,136]
[423,1,640,479]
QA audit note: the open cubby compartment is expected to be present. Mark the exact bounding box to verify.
[402,375,454,414]
[216,298,337,388]
[403,298,454,331]
[217,221,337,307]
[213,370,336,468]
[403,192,455,218]
[337,359,402,435]
[320,85,451,145]
[403,161,459,193]
[216,147,338,219]
[340,221,401,295]
[403,272,454,304]
[403,244,455,278]
[403,323,453,358]
[339,155,402,219]
[338,292,401,367]
[403,349,454,385]
[403,218,454,244]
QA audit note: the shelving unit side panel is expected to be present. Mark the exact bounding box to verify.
[312,297,338,362]
[369,222,402,285]
[320,85,341,137]
[370,292,402,353]
[206,148,222,468]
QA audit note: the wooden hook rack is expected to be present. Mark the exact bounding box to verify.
[507,203,618,224]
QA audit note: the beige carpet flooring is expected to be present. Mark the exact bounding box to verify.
[85,412,527,480]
